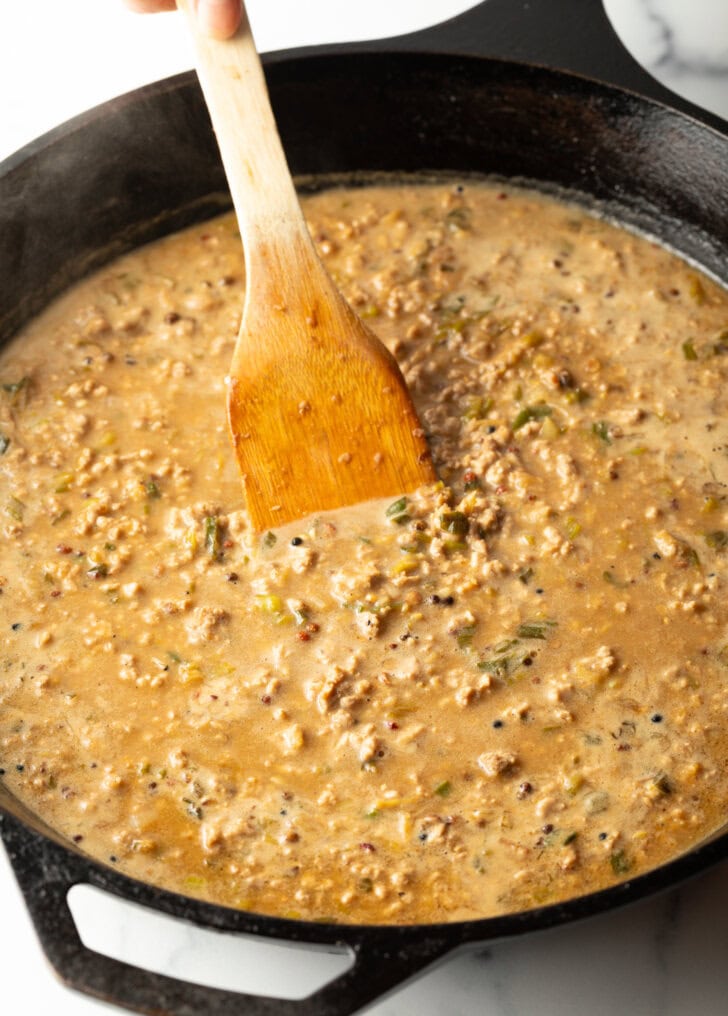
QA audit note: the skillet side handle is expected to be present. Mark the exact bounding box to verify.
[384,0,727,133]
[0,812,455,1016]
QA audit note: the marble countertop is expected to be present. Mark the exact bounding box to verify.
[0,2,726,1014]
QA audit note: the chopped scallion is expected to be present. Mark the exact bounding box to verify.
[385,497,408,518]
[591,421,612,444]
[204,516,223,560]
[1,377,29,395]
[705,530,728,550]
[440,511,469,537]
[512,404,552,432]
[516,619,556,640]
[463,396,492,421]
[454,624,477,649]
[5,496,25,522]
[610,850,632,875]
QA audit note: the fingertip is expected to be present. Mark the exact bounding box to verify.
[124,1,178,12]
[197,0,241,40]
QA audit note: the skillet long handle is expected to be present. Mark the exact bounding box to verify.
[347,0,727,134]
[0,810,455,1016]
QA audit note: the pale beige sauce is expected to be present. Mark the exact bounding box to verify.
[1,182,728,924]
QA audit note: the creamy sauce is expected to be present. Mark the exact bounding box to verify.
[1,182,727,925]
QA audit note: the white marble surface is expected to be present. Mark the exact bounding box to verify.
[1,2,727,1014]
[604,0,728,119]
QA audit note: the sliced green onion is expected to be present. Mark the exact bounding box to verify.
[204,516,223,560]
[516,619,556,640]
[705,530,728,550]
[440,511,469,537]
[1,377,29,395]
[512,404,552,431]
[610,850,632,875]
[385,497,408,518]
[591,421,612,444]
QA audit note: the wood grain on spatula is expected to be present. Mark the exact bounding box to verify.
[180,0,435,531]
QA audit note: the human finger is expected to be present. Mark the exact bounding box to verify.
[194,0,242,40]
[124,1,242,40]
[124,1,178,13]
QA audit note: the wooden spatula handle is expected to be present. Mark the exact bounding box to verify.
[179,1,307,260]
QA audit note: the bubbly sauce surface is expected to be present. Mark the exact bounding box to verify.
[1,182,728,924]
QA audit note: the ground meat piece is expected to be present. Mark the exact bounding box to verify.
[478,750,518,778]
[185,606,229,644]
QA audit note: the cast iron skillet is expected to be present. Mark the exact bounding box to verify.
[1,1,727,1013]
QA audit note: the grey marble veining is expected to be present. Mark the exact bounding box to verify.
[605,0,728,118]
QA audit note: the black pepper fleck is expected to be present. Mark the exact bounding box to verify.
[291,536,303,546]
[492,719,504,729]
[651,713,663,723]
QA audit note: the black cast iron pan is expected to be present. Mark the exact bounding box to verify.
[1,1,727,1013]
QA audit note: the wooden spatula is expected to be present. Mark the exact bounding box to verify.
[181,1,435,531]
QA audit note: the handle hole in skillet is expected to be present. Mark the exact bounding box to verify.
[67,884,352,999]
